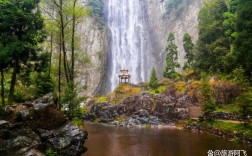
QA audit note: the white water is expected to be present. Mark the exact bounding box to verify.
[106,0,151,92]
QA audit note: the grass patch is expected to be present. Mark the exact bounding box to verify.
[107,84,142,105]
[46,148,57,156]
[149,85,167,94]
[196,120,252,139]
[212,121,251,133]
[96,96,107,103]
[94,118,101,123]
[174,81,187,94]
[72,117,85,128]
[145,124,151,128]
[216,103,239,113]
[232,137,241,143]
[80,106,88,115]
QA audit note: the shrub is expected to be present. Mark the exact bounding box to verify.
[72,117,85,128]
[46,148,57,156]
[61,83,81,119]
[149,67,159,89]
[236,89,252,126]
[201,78,216,121]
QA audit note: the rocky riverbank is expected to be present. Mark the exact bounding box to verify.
[0,94,88,156]
[183,121,252,146]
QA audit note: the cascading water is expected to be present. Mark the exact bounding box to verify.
[105,0,151,92]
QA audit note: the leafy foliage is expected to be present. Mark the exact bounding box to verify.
[195,0,232,74]
[0,0,47,104]
[195,0,252,83]
[46,148,57,156]
[35,73,54,97]
[72,117,85,128]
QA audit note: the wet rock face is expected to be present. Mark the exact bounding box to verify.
[0,121,41,156]
[0,94,88,156]
[39,122,88,156]
[76,16,109,96]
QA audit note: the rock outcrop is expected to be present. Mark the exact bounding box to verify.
[83,91,190,126]
[0,94,88,156]
[83,79,242,126]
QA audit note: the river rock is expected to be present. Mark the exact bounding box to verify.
[0,94,88,156]
[120,109,162,126]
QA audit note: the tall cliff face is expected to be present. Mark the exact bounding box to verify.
[40,0,109,97]
[75,15,109,96]
[70,0,203,96]
[145,0,203,75]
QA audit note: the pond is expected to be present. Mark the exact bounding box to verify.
[83,123,251,156]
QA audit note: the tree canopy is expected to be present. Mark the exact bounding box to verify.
[149,67,158,89]
[183,33,194,70]
[163,32,180,80]
[0,0,46,104]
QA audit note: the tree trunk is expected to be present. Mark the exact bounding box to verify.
[71,0,77,83]
[0,68,5,106]
[8,59,18,105]
[49,32,53,77]
[58,35,62,109]
[59,0,70,83]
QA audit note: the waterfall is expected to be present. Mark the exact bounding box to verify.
[105,0,151,92]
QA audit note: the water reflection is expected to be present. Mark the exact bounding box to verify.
[83,123,252,156]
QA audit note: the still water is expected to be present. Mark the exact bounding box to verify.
[83,123,251,156]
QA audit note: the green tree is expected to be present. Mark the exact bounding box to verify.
[234,0,252,81]
[236,89,252,126]
[183,33,194,70]
[0,0,46,105]
[201,77,216,121]
[41,0,91,109]
[149,67,159,89]
[0,45,10,106]
[163,32,180,80]
[195,0,233,74]
[61,83,80,119]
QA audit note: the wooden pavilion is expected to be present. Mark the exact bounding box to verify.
[118,69,131,84]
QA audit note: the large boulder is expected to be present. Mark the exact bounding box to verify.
[83,102,128,122]
[0,94,88,156]
[0,120,41,156]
